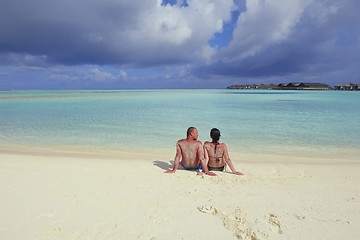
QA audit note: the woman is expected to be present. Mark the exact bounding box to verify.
[203,128,243,175]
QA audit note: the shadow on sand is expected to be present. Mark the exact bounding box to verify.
[153,160,174,170]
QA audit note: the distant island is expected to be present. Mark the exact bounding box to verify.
[227,82,360,91]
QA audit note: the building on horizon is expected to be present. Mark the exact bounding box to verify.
[227,82,330,90]
[334,83,360,91]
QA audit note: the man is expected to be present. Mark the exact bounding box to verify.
[165,127,216,176]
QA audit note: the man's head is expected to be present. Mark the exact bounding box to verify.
[187,127,198,140]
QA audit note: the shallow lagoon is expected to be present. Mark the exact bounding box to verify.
[1,89,359,160]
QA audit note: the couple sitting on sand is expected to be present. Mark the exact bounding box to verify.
[165,127,243,176]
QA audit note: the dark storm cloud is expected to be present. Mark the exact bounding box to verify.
[0,1,150,65]
[0,0,234,66]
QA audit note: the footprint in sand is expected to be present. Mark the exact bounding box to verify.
[293,214,306,220]
[197,205,218,215]
[198,205,266,240]
[266,214,283,234]
[234,207,247,225]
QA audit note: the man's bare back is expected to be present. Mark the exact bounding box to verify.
[164,127,216,176]
[177,139,202,168]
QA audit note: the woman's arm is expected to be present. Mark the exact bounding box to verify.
[199,142,216,176]
[223,144,243,175]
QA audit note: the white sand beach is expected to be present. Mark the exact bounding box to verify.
[0,152,359,240]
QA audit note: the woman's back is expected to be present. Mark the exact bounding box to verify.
[204,128,243,175]
[204,141,227,168]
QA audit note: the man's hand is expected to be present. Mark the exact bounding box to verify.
[233,171,244,176]
[164,169,176,174]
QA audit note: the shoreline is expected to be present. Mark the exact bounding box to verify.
[1,143,359,164]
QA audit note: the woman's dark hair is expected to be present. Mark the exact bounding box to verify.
[210,128,221,154]
[210,128,221,143]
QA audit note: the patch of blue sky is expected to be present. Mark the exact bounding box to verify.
[208,10,240,50]
[334,28,360,47]
[161,0,188,7]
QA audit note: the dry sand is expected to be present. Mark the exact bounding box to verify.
[0,152,359,240]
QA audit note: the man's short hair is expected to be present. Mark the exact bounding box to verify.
[187,127,196,136]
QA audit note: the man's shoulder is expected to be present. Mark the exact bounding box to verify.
[177,139,186,144]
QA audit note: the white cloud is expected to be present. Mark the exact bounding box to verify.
[0,53,48,67]
[221,0,315,61]
[89,68,118,82]
[48,65,119,83]
[118,70,128,81]
[306,1,338,25]
[140,4,193,46]
[121,0,234,63]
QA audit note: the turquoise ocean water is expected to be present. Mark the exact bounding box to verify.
[0,89,359,161]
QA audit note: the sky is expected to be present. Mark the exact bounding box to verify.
[0,0,359,89]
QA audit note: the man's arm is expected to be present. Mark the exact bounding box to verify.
[164,142,182,173]
[197,142,216,176]
[203,143,209,167]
